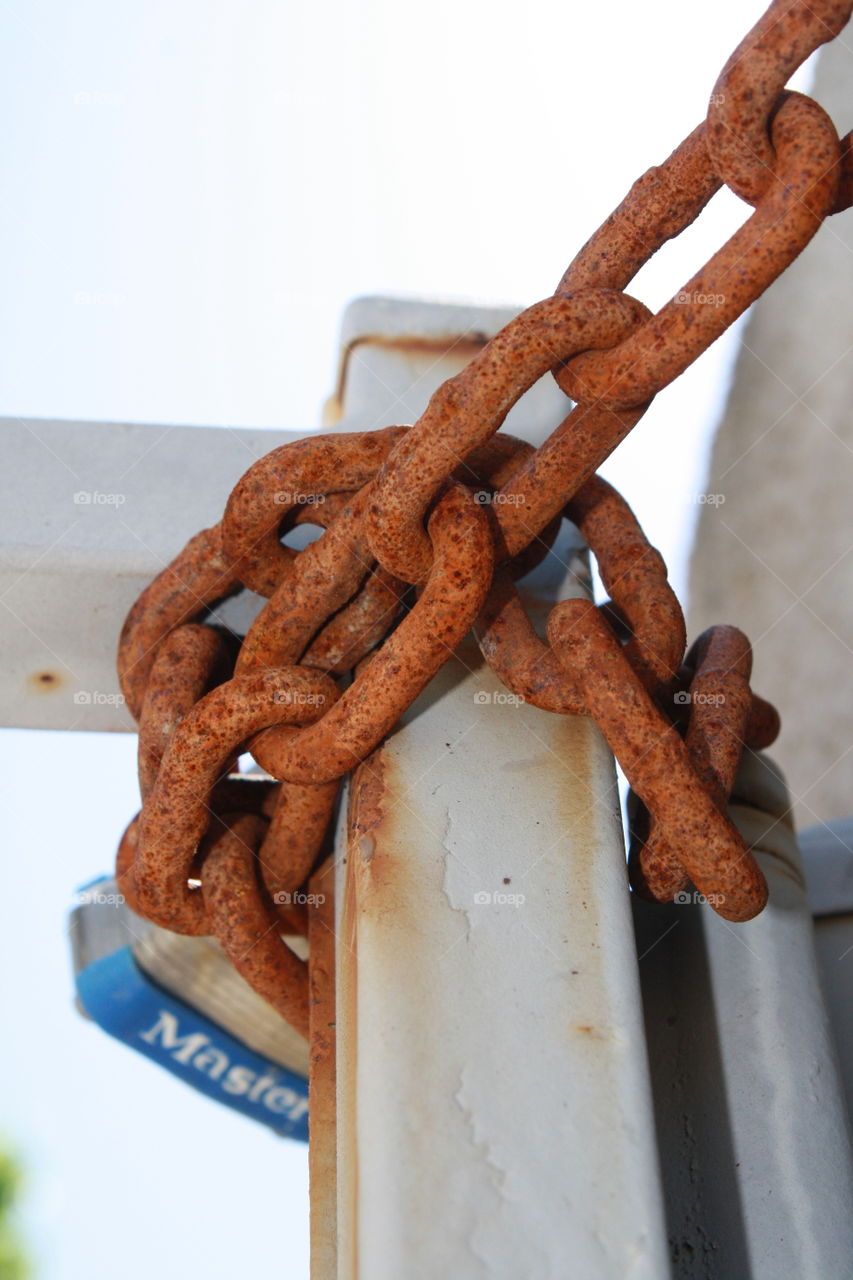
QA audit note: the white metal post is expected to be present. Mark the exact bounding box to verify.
[0,297,566,732]
[800,819,853,1127]
[331,589,672,1279]
[634,751,853,1279]
[8,295,850,1277]
[315,304,672,1279]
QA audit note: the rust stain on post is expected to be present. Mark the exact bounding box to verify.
[28,670,63,693]
[309,855,338,1280]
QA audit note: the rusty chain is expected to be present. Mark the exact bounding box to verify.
[115,0,853,1035]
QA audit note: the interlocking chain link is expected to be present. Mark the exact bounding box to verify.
[115,0,852,1033]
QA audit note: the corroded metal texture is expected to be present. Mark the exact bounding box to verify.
[222,427,406,597]
[548,602,768,923]
[558,93,841,409]
[202,813,310,1037]
[335,601,672,1278]
[115,0,853,1030]
[137,623,230,800]
[117,523,242,722]
[706,0,853,207]
[629,626,775,904]
[365,290,648,584]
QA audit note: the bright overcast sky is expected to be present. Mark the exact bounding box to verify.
[0,1,818,1277]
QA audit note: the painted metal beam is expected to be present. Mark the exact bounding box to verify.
[800,819,853,1127]
[634,751,853,1280]
[331,536,671,1279]
[0,295,567,731]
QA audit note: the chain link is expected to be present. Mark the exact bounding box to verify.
[116,0,851,1030]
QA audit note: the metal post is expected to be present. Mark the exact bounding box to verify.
[0,296,566,732]
[310,304,672,1278]
[327,607,672,1278]
[800,819,853,1126]
[634,751,853,1279]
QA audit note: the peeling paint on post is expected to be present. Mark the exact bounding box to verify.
[332,529,671,1280]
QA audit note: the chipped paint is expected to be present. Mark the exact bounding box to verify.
[334,528,671,1279]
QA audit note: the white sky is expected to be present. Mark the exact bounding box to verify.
[0,1,818,1276]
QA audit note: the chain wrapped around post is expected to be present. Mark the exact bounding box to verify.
[115,0,852,1031]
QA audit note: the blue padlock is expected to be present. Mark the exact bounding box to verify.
[70,876,309,1140]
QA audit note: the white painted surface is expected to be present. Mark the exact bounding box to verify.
[0,296,568,732]
[335,533,671,1280]
[635,753,853,1280]
[801,818,853,1129]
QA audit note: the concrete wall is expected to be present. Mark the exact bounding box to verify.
[688,38,853,829]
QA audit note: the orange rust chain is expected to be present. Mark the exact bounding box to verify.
[475,475,688,712]
[546,605,769,922]
[628,626,779,905]
[115,434,517,1030]
[475,480,778,921]
[114,0,852,1031]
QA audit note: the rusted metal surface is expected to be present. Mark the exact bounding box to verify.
[364,290,648,584]
[475,476,685,713]
[629,626,764,904]
[132,667,338,936]
[115,0,852,1040]
[308,857,337,1280]
[560,93,841,409]
[222,428,406,598]
[706,0,852,207]
[333,553,672,1276]
[202,812,310,1038]
[548,601,768,923]
[117,523,242,722]
[241,485,494,784]
[137,623,231,800]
